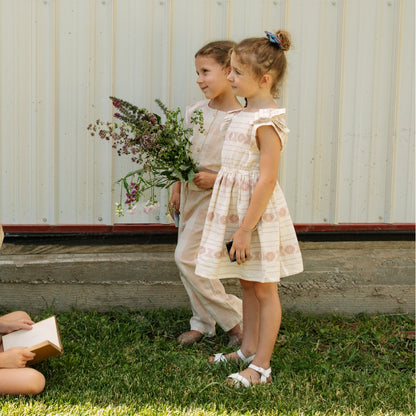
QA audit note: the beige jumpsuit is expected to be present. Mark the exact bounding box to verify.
[175,100,242,335]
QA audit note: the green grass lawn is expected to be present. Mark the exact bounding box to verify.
[0,308,414,416]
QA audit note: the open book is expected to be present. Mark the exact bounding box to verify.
[2,316,63,365]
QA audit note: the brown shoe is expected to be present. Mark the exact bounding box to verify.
[177,330,203,345]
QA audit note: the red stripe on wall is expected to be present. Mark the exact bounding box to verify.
[294,223,415,232]
[2,223,414,234]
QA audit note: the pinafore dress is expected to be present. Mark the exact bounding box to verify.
[195,108,303,283]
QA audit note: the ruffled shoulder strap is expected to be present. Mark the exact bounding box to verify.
[220,107,242,134]
[185,100,208,126]
[253,108,290,150]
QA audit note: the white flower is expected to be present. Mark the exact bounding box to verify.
[115,202,125,218]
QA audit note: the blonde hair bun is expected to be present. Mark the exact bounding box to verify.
[276,30,291,51]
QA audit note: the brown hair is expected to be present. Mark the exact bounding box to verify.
[233,30,291,98]
[195,40,236,68]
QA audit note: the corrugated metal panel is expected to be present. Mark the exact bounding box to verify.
[0,0,414,226]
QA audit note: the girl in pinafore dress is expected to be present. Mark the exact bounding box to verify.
[196,30,303,387]
[169,41,243,346]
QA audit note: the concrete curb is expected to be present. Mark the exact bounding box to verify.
[0,241,414,315]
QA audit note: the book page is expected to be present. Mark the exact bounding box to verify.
[2,316,61,351]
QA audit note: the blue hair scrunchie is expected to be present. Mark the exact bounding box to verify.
[265,31,283,49]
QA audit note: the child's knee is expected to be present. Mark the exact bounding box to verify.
[253,282,278,302]
[27,370,45,395]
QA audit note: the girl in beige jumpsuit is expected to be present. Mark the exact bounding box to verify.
[170,41,243,345]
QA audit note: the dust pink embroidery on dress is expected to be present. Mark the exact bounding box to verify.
[220,215,228,225]
[263,213,275,222]
[279,207,287,216]
[204,247,214,258]
[225,177,234,188]
[229,214,239,223]
[228,132,249,144]
[252,251,262,261]
[227,133,237,142]
[240,179,250,191]
[284,245,295,254]
[207,212,214,222]
[265,252,276,262]
[237,133,248,143]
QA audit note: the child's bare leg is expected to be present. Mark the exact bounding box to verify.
[0,368,45,395]
[238,279,260,357]
[209,280,259,363]
[233,282,281,384]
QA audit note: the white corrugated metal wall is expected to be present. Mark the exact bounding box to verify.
[0,0,414,226]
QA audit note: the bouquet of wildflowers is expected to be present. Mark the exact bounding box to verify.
[88,97,203,217]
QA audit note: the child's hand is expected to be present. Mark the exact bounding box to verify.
[0,347,35,368]
[169,183,181,218]
[230,228,252,264]
[193,172,216,190]
[0,318,34,335]
[169,193,180,217]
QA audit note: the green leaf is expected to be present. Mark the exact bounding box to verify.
[187,170,196,182]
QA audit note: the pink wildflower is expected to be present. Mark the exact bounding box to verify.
[143,201,159,213]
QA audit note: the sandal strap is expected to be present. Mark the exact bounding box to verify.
[237,349,255,363]
[248,364,272,382]
[227,372,251,388]
[212,353,227,363]
[211,349,255,365]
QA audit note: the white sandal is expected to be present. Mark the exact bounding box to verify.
[211,348,255,364]
[227,364,272,388]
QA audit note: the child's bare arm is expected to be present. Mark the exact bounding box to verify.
[169,182,181,216]
[0,348,35,368]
